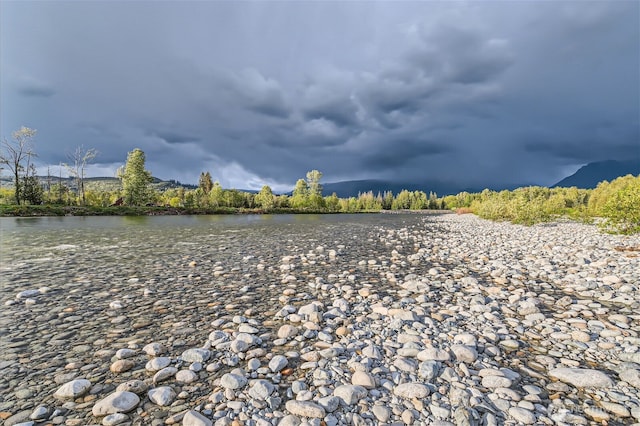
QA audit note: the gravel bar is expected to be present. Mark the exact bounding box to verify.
[1,213,639,426]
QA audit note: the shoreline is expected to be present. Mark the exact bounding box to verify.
[0,205,449,218]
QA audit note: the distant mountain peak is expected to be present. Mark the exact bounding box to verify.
[553,159,640,188]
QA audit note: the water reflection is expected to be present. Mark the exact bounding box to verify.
[1,213,404,234]
[121,215,149,225]
[12,217,44,226]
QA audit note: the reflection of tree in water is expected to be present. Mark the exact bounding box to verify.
[121,215,149,225]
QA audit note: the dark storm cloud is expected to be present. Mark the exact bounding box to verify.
[18,85,55,98]
[1,1,637,190]
[362,138,453,170]
[147,130,200,145]
[301,97,359,128]
[223,68,292,119]
[407,22,514,85]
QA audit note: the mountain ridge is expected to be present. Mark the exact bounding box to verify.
[7,159,635,197]
[552,159,640,188]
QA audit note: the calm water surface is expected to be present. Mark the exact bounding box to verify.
[0,214,433,289]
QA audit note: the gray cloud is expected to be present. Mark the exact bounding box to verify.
[18,85,55,98]
[1,1,637,190]
[361,138,453,170]
[147,130,200,145]
[224,68,291,118]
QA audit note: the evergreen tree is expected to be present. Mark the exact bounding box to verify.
[22,164,43,204]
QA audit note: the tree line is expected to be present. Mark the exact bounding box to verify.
[441,176,640,234]
[1,127,638,233]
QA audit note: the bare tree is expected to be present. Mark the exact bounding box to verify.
[63,145,98,205]
[0,127,37,205]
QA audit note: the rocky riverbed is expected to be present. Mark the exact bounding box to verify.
[1,213,639,426]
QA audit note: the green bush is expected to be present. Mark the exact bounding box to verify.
[596,175,640,234]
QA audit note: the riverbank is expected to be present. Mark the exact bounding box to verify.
[1,214,639,425]
[0,205,372,217]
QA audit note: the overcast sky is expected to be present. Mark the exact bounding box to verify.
[1,1,638,191]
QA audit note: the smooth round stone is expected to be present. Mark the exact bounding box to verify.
[248,380,274,400]
[176,369,198,383]
[549,368,614,388]
[418,360,440,381]
[619,369,640,388]
[500,339,520,350]
[16,389,34,399]
[110,359,135,373]
[182,410,212,426]
[335,326,349,336]
[417,347,450,361]
[116,380,148,395]
[351,371,376,389]
[235,332,258,345]
[397,347,420,357]
[115,349,136,359]
[285,400,325,418]
[145,357,171,372]
[509,407,536,424]
[584,406,610,422]
[482,376,513,389]
[372,405,390,422]
[393,383,430,399]
[602,275,621,285]
[278,325,298,339]
[402,409,416,424]
[393,357,418,372]
[430,404,451,420]
[142,343,167,356]
[358,288,371,297]
[599,401,631,417]
[269,355,288,373]
[450,345,478,363]
[288,314,303,323]
[333,385,367,405]
[102,413,129,426]
[317,396,340,413]
[230,339,249,353]
[92,391,140,416]
[279,415,302,426]
[148,386,176,406]
[238,324,259,334]
[454,333,477,346]
[29,405,50,421]
[181,348,211,363]
[247,358,261,371]
[571,330,591,342]
[220,373,247,389]
[208,330,228,342]
[153,366,178,383]
[54,379,92,400]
